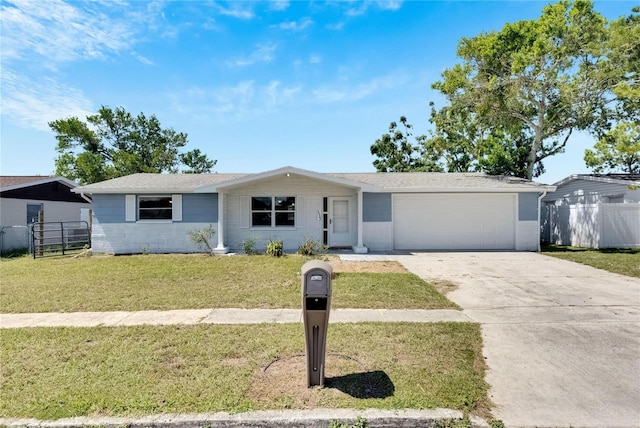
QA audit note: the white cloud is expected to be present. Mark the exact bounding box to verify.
[132,52,156,66]
[265,81,302,107]
[230,44,277,67]
[326,22,345,31]
[342,1,403,19]
[0,67,94,132]
[276,17,313,31]
[312,71,407,104]
[216,4,254,20]
[312,88,346,103]
[377,1,403,11]
[270,1,290,11]
[170,80,302,123]
[309,54,322,64]
[0,0,137,64]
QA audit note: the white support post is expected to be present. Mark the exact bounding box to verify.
[352,189,368,254]
[214,192,229,254]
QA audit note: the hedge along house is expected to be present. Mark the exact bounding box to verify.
[73,166,555,255]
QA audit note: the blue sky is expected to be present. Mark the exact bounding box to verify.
[0,0,634,184]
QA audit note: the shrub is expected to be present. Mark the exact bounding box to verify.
[265,239,284,257]
[297,238,327,256]
[242,237,258,255]
[188,224,216,255]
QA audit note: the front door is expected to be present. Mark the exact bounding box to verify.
[328,197,353,247]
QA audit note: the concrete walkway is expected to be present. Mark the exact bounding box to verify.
[0,308,470,329]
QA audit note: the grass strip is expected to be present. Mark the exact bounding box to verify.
[0,323,489,420]
[542,245,640,278]
[0,255,456,313]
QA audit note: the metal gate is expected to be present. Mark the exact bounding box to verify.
[31,221,91,259]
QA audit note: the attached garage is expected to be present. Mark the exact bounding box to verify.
[393,193,516,250]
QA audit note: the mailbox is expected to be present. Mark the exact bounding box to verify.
[301,260,332,387]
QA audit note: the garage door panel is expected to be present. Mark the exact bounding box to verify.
[393,194,515,250]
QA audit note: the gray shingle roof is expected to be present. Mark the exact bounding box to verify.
[75,173,248,193]
[74,169,554,194]
[328,172,549,190]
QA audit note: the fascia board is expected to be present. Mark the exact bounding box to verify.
[380,186,556,193]
[1,177,78,193]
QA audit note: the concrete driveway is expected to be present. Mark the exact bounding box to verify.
[397,252,640,428]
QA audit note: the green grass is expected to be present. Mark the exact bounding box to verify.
[542,245,640,278]
[0,254,456,313]
[0,323,489,420]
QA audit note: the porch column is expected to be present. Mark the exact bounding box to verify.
[352,189,368,254]
[213,192,229,254]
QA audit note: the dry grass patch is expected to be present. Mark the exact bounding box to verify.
[1,254,457,313]
[328,259,408,274]
[0,323,490,420]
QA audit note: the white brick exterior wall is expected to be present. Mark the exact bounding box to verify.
[91,221,217,254]
[224,175,357,252]
[363,222,393,252]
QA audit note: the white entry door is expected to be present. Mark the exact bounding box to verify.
[329,197,353,247]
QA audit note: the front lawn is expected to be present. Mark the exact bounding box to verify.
[542,245,640,278]
[0,254,457,313]
[0,322,490,420]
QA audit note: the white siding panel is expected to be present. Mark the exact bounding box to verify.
[393,194,516,250]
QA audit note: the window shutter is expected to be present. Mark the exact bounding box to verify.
[172,194,182,222]
[240,196,250,228]
[125,195,136,222]
[296,196,306,228]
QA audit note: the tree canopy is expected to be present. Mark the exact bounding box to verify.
[49,106,216,184]
[584,122,640,174]
[371,1,638,180]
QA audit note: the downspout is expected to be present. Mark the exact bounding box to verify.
[537,191,547,252]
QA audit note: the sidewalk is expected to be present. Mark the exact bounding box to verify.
[0,308,471,329]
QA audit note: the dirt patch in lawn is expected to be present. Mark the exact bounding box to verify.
[327,260,408,274]
[247,353,394,408]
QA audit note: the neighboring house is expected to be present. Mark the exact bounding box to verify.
[0,176,92,252]
[541,174,640,248]
[73,166,555,255]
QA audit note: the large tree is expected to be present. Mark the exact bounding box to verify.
[370,116,441,172]
[424,0,620,179]
[50,106,216,184]
[584,122,640,174]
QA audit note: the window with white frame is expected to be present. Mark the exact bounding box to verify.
[251,196,295,227]
[138,196,172,220]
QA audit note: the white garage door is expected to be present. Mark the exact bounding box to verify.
[393,194,516,250]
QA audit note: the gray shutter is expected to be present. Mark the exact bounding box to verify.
[296,196,306,228]
[240,196,250,229]
[172,194,182,222]
[125,195,136,222]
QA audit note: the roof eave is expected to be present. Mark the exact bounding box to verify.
[1,176,78,193]
[381,186,556,193]
[553,174,639,187]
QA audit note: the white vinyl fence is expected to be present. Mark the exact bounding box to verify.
[542,203,640,249]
